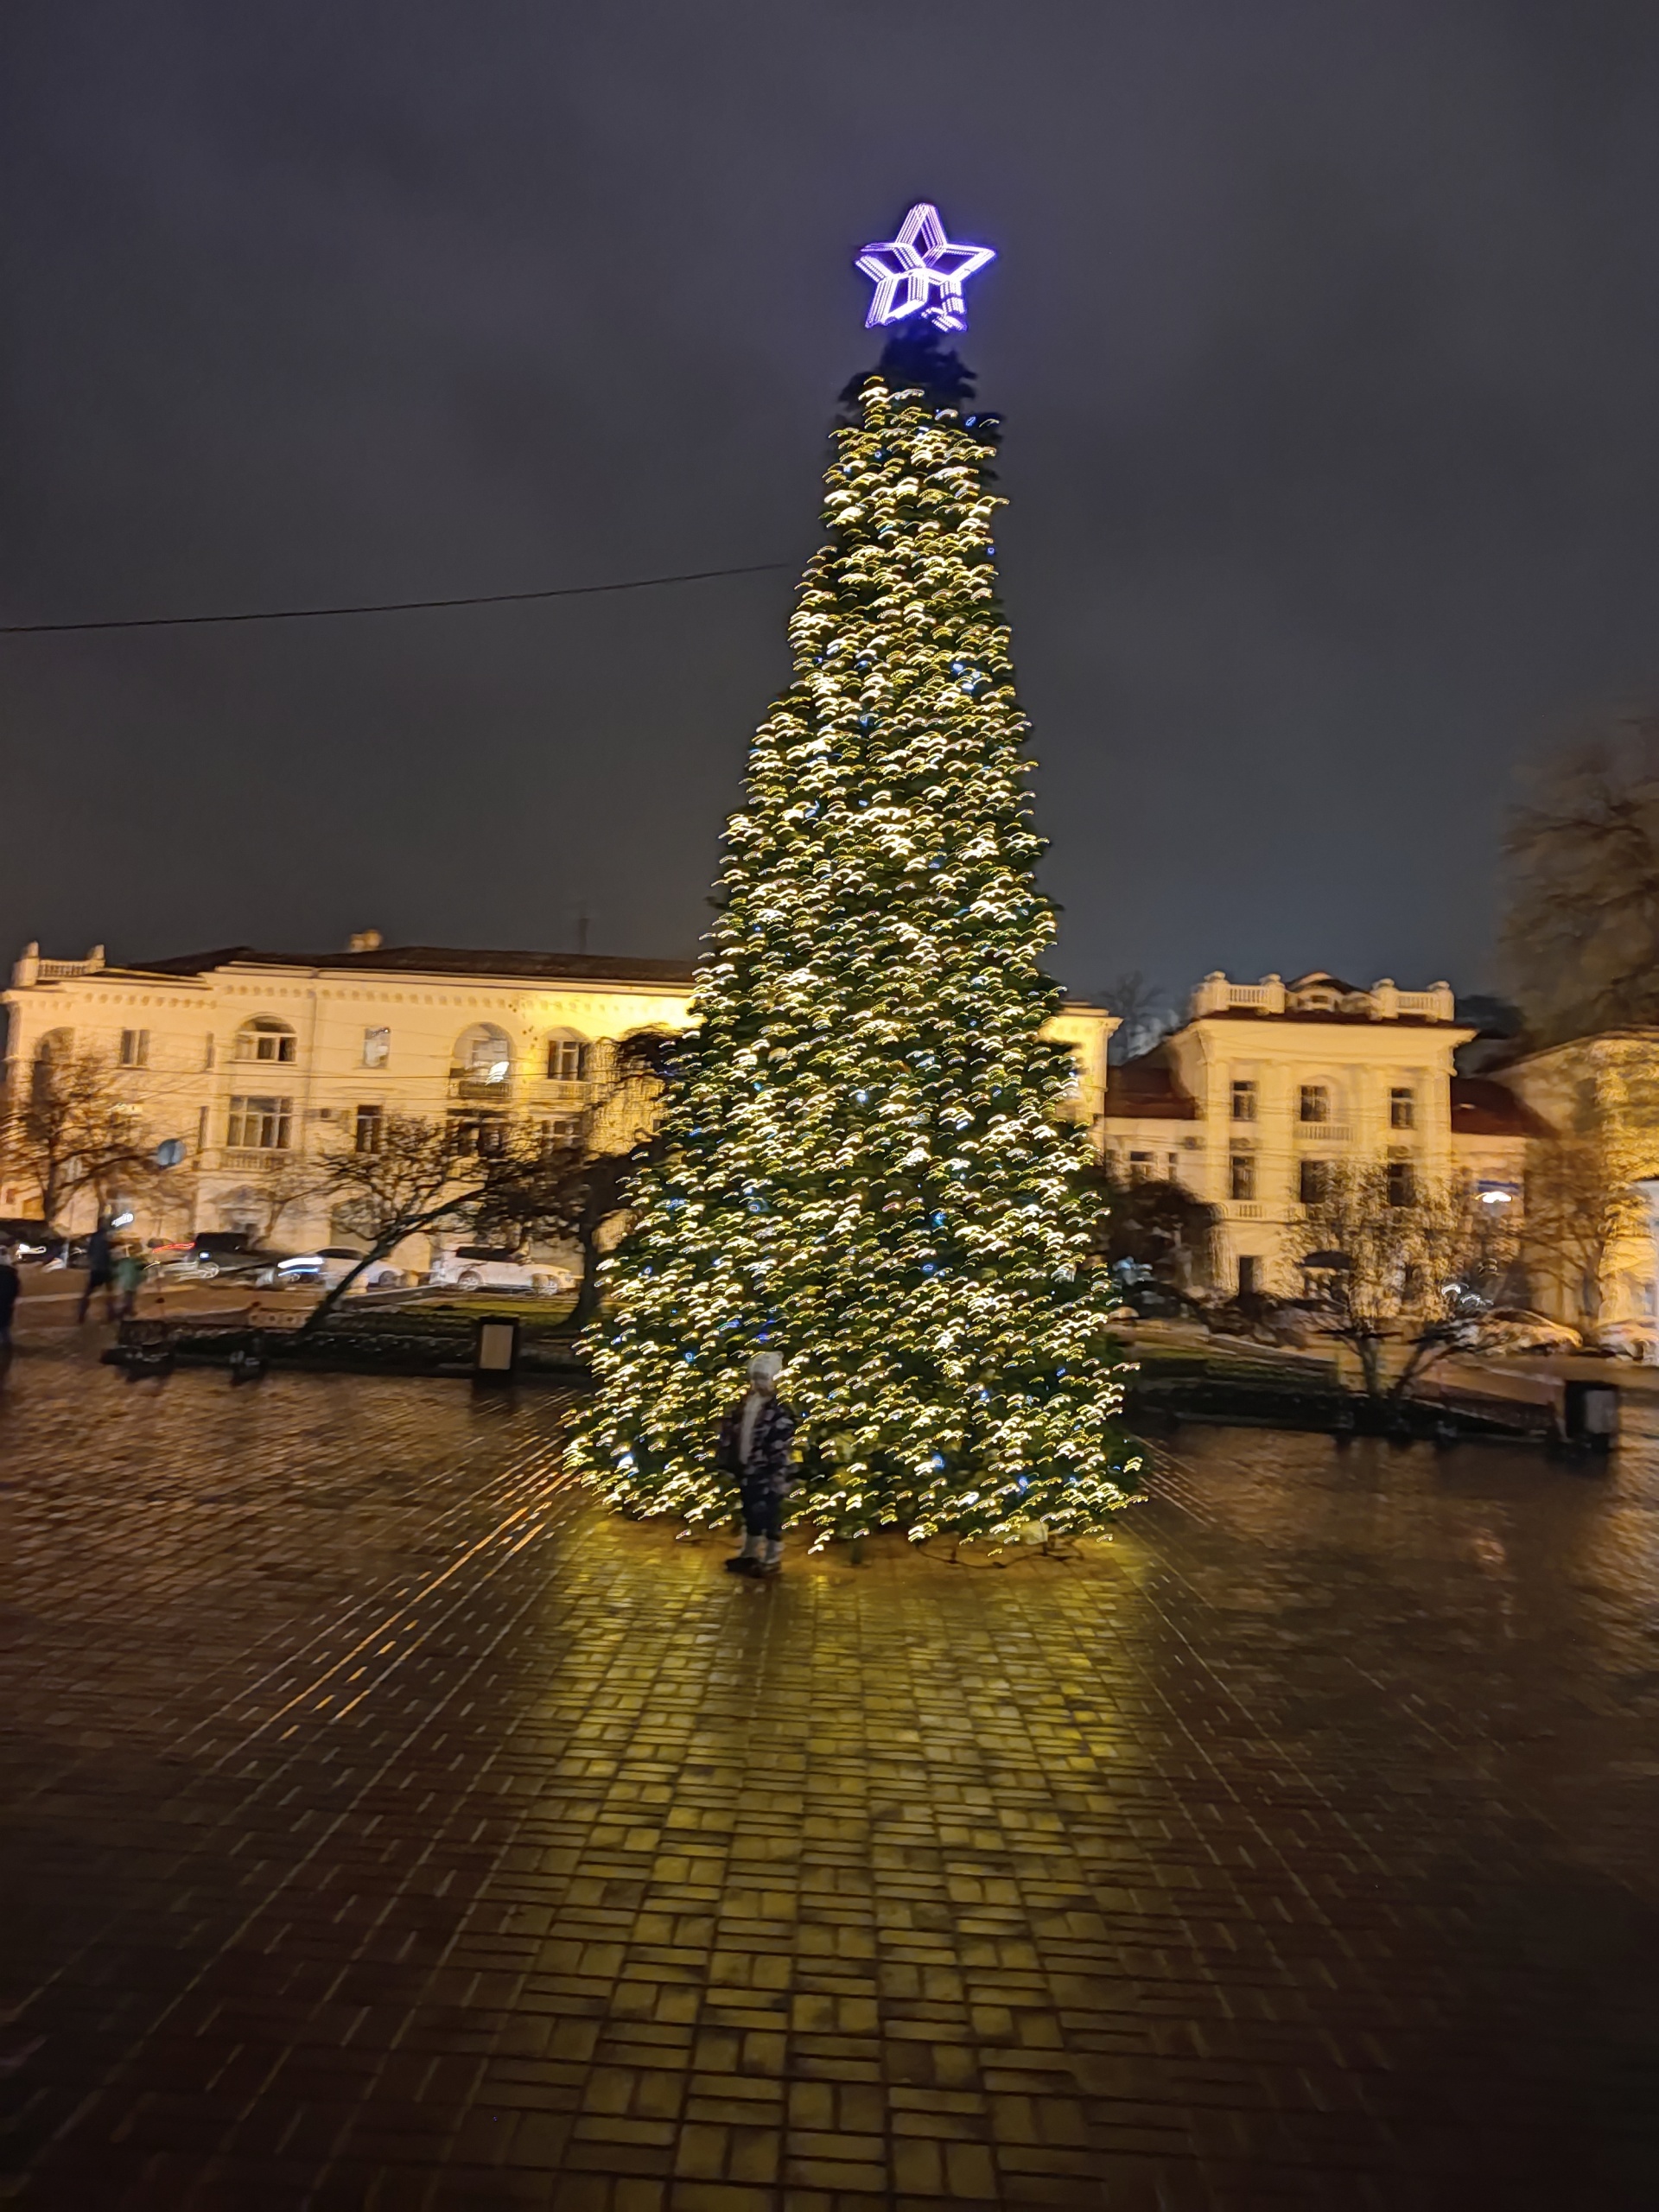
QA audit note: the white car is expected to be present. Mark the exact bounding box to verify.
[258,1247,405,1293]
[1467,1308,1584,1356]
[1591,1319,1656,1361]
[428,1245,572,1295]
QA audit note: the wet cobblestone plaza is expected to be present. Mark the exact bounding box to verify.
[3,1351,1659,2209]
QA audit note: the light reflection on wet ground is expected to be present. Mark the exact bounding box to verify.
[2,1356,1657,2208]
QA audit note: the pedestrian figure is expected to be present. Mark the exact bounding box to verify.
[719,1351,798,1578]
[0,1243,19,1351]
[77,1218,117,1325]
[113,1243,147,1321]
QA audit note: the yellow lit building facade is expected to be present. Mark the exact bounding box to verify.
[1103,970,1535,1294]
[1,937,1116,1261]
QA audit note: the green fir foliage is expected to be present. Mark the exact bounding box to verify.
[569,359,1142,1545]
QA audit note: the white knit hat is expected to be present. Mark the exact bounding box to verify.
[748,1351,785,1384]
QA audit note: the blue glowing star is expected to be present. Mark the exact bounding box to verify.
[855,203,995,334]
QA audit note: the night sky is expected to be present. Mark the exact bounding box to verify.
[6,3,1659,1007]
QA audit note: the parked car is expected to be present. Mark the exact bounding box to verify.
[428,1246,572,1295]
[0,1217,61,1262]
[257,1248,407,1292]
[1465,1308,1584,1356]
[157,1232,283,1282]
[1588,1318,1656,1362]
[1112,1278,1210,1325]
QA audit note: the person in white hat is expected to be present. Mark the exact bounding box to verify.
[715,1350,798,1577]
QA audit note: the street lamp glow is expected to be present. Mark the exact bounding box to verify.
[855,203,995,334]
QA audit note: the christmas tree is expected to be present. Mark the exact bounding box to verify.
[569,290,1142,1548]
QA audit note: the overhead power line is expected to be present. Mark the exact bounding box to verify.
[0,557,796,636]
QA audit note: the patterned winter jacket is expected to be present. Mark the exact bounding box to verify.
[716,1393,798,1491]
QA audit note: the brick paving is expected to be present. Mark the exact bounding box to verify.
[3,1349,1659,2209]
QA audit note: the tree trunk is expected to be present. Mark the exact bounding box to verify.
[1354,1331,1384,1398]
[572,1221,603,1331]
[299,1238,399,1335]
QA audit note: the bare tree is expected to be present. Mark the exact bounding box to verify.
[0,1048,160,1230]
[1521,1047,1659,1339]
[1084,1159,1217,1287]
[477,1032,677,1327]
[243,1154,327,1248]
[1286,1160,1511,1399]
[303,1112,509,1331]
[1503,720,1659,1041]
[1524,1133,1648,1341]
[1098,972,1174,1065]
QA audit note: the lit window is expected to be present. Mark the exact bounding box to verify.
[1299,1158,1328,1205]
[235,1019,296,1065]
[1230,1080,1256,1122]
[1299,1084,1330,1124]
[227,1096,291,1150]
[451,1025,512,1092]
[548,1037,589,1082]
[363,1027,391,1069]
[1387,1160,1414,1207]
[448,1114,507,1158]
[354,1105,384,1154]
[1230,1153,1255,1201]
[119,1029,149,1068]
[1389,1087,1415,1130]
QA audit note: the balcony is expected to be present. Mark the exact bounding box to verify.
[1296,1125,1354,1145]
[1223,1200,1265,1220]
[449,1074,513,1106]
[220,1149,289,1172]
[536,1078,589,1108]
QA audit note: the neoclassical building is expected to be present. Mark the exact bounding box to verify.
[26,937,1652,1332]
[1103,970,1537,1295]
[0,936,1115,1256]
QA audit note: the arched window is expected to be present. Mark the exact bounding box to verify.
[450,1023,513,1099]
[234,1016,296,1065]
[546,1028,590,1083]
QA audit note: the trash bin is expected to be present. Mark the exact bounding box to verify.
[474,1316,519,1381]
[1562,1379,1618,1451]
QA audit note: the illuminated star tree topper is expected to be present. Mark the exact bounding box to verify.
[855,202,995,334]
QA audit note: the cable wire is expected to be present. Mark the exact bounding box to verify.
[0,557,796,636]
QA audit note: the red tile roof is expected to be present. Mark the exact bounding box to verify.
[1450,1077,1551,1137]
[1105,1055,1199,1121]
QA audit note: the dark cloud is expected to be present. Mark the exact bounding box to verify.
[5,1,1659,1000]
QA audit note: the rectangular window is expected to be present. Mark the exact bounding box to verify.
[119,1028,149,1068]
[543,1114,582,1150]
[227,1096,291,1151]
[204,1033,215,1071]
[448,1115,506,1159]
[1299,1157,1329,1205]
[362,1026,391,1069]
[1230,1152,1255,1201]
[354,1104,385,1154]
[1128,1150,1153,1185]
[1230,1080,1256,1122]
[237,1028,296,1063]
[1387,1160,1414,1207]
[548,1039,589,1081]
[1299,1084,1330,1124]
[1389,1086,1415,1130]
[196,1105,208,1153]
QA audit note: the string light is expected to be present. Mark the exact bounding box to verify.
[568,341,1140,1548]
